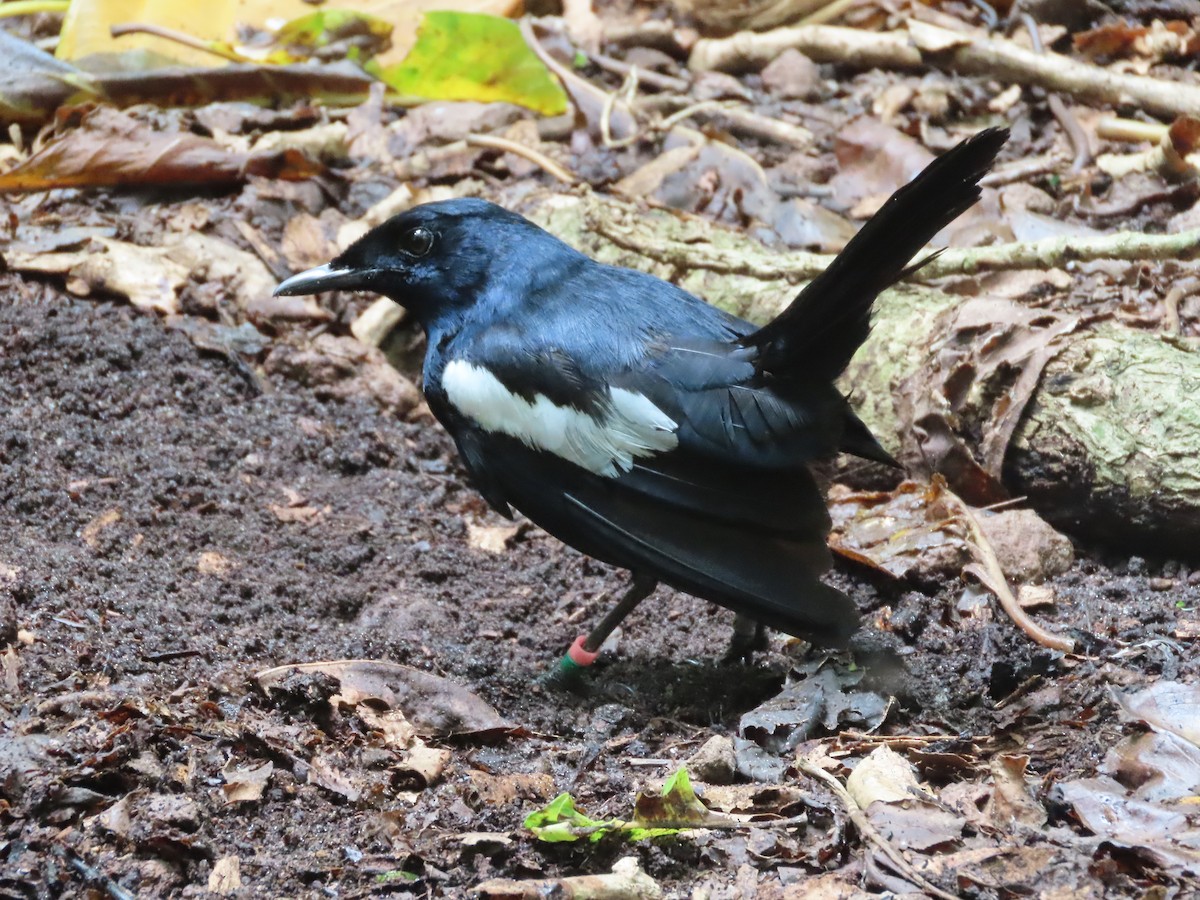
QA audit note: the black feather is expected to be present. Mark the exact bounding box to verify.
[745,127,1008,380]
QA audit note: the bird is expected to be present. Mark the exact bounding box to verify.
[275,127,1008,679]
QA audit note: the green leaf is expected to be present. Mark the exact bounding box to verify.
[379,11,567,116]
[523,792,618,842]
[524,769,737,844]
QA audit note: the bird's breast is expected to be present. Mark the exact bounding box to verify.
[440,359,678,478]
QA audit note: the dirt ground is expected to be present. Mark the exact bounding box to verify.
[1,274,1197,897]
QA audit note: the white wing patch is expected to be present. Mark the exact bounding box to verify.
[442,360,678,477]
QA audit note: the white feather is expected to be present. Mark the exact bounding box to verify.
[442,360,678,477]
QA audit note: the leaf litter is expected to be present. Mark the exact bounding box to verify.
[3,0,1200,895]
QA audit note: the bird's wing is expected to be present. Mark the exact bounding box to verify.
[435,335,859,644]
[619,335,877,468]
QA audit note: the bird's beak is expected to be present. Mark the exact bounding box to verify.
[274,263,373,296]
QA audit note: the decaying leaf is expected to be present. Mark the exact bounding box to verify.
[307,754,361,803]
[846,745,924,808]
[220,759,274,804]
[4,230,280,317]
[466,771,557,808]
[197,552,236,576]
[845,746,964,853]
[0,107,324,192]
[988,755,1047,829]
[740,660,890,753]
[263,335,421,415]
[474,857,662,899]
[1114,680,1200,746]
[525,768,737,843]
[208,856,241,894]
[896,298,1082,505]
[1057,776,1200,871]
[828,480,967,580]
[255,659,514,738]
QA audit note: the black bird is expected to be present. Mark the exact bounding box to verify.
[276,128,1007,677]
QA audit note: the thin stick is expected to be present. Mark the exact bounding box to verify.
[943,490,1077,653]
[464,133,577,184]
[592,207,1200,282]
[795,758,960,900]
[109,22,243,62]
[691,21,1200,121]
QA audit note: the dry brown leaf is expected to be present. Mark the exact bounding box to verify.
[827,480,967,579]
[221,759,274,804]
[4,231,278,315]
[81,508,122,549]
[2,646,19,692]
[989,755,1047,829]
[356,704,416,750]
[1017,584,1056,609]
[846,745,923,808]
[255,659,514,738]
[307,754,361,803]
[0,107,323,193]
[395,743,451,787]
[208,856,242,894]
[466,771,556,807]
[896,298,1082,505]
[269,503,323,524]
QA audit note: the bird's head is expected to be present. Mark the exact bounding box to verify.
[274,198,554,327]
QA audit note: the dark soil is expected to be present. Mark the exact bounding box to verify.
[1,281,1197,897]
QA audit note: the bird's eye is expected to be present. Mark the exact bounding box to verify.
[401,226,434,258]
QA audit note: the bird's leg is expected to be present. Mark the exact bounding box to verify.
[546,574,657,686]
[723,613,769,663]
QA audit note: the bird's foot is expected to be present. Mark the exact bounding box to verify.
[541,635,600,691]
[722,615,769,664]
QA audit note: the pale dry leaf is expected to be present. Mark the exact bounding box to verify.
[81,508,122,549]
[356,704,416,750]
[197,551,236,576]
[466,771,556,806]
[1017,584,1056,609]
[209,856,241,894]
[2,646,19,692]
[397,742,451,786]
[989,754,1047,829]
[846,745,923,808]
[221,759,274,804]
[255,659,514,738]
[307,755,361,803]
[466,519,521,554]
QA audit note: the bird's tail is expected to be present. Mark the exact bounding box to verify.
[744,127,1008,380]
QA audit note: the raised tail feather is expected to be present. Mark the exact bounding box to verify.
[745,127,1008,381]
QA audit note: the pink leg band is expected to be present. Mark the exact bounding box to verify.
[567,635,600,667]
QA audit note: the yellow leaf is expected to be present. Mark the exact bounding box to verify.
[58,0,520,68]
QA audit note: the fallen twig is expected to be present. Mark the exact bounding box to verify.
[691,21,1200,120]
[795,757,959,900]
[474,856,662,899]
[1015,13,1091,173]
[943,490,1077,653]
[592,203,1200,282]
[465,133,578,184]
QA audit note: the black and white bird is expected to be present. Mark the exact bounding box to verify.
[276,128,1007,676]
